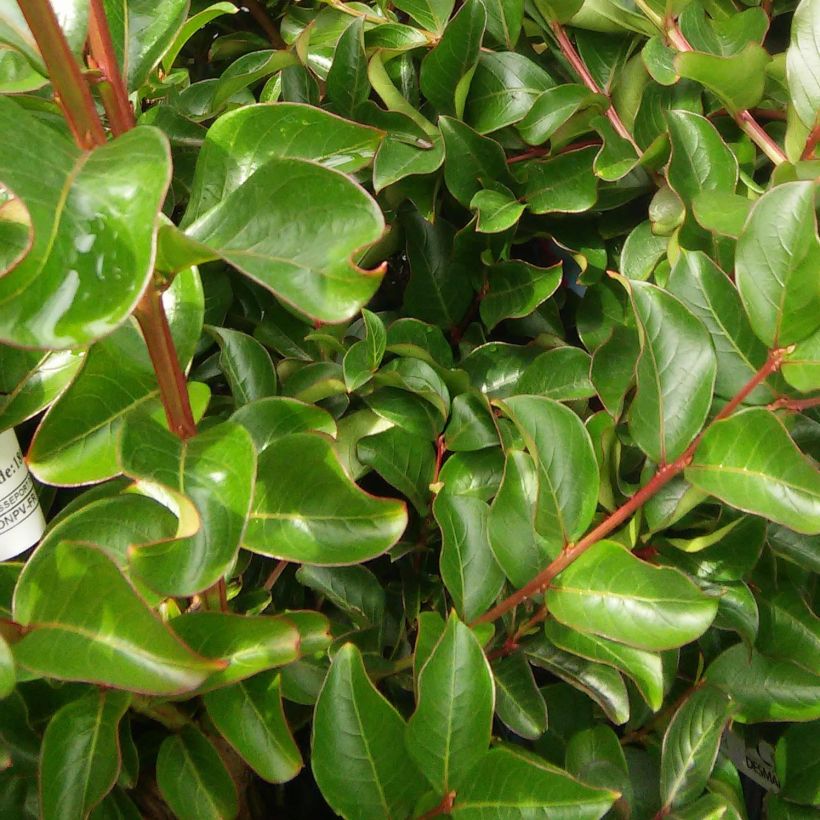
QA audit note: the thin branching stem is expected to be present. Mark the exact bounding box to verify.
[18,0,107,148]
[550,21,642,155]
[87,0,135,135]
[473,347,788,628]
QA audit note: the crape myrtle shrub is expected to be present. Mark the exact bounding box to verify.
[0,0,818,817]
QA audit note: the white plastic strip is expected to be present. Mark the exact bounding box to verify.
[0,429,46,561]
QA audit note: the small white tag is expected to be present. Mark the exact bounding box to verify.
[721,728,781,792]
[0,429,46,561]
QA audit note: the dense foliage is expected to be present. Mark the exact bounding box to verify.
[0,0,818,817]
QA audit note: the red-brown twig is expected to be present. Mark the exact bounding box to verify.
[473,347,787,627]
[550,21,641,155]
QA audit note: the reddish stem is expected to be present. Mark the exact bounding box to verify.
[450,280,488,344]
[433,435,447,484]
[768,395,820,413]
[507,147,550,164]
[420,792,456,819]
[240,0,286,48]
[473,348,786,627]
[18,0,107,148]
[802,124,820,160]
[550,21,641,155]
[507,139,604,164]
[668,23,786,165]
[87,0,135,135]
[134,287,197,440]
[264,560,289,590]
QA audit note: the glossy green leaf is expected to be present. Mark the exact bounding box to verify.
[643,36,677,85]
[706,644,820,722]
[565,725,630,807]
[517,347,595,400]
[526,634,631,725]
[686,409,820,534]
[406,613,494,793]
[420,0,485,116]
[40,690,131,820]
[185,157,385,323]
[392,0,455,34]
[312,643,424,819]
[547,540,718,650]
[89,787,141,820]
[207,326,277,405]
[0,1,87,69]
[434,493,505,622]
[326,19,369,117]
[660,686,733,809]
[439,116,513,207]
[676,44,770,111]
[244,433,407,562]
[590,326,641,418]
[402,211,474,327]
[787,0,820,129]
[170,611,302,692]
[364,23,431,51]
[414,611,447,683]
[465,51,555,133]
[669,250,773,402]
[782,329,820,392]
[297,565,385,629]
[517,84,605,145]
[592,114,639,181]
[775,721,820,805]
[346,309,387,388]
[204,672,302,783]
[156,725,238,820]
[525,146,599,213]
[545,619,665,712]
[691,191,752,239]
[123,416,255,597]
[493,653,549,740]
[0,347,84,431]
[480,0,523,48]
[452,745,616,818]
[185,103,382,223]
[212,50,298,109]
[231,397,336,453]
[768,525,820,574]
[104,0,188,90]
[471,185,526,234]
[756,585,820,673]
[735,181,820,348]
[38,491,177,606]
[445,391,499,451]
[669,794,732,819]
[678,5,767,55]
[0,100,170,348]
[0,634,12,699]
[497,395,599,547]
[489,449,553,586]
[27,269,203,485]
[162,2,238,71]
[624,278,717,464]
[666,111,738,206]
[358,426,434,514]
[461,342,540,398]
[621,221,668,282]
[480,261,562,330]
[13,542,221,694]
[373,131,444,191]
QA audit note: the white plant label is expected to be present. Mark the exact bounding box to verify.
[0,429,46,561]
[721,729,781,792]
